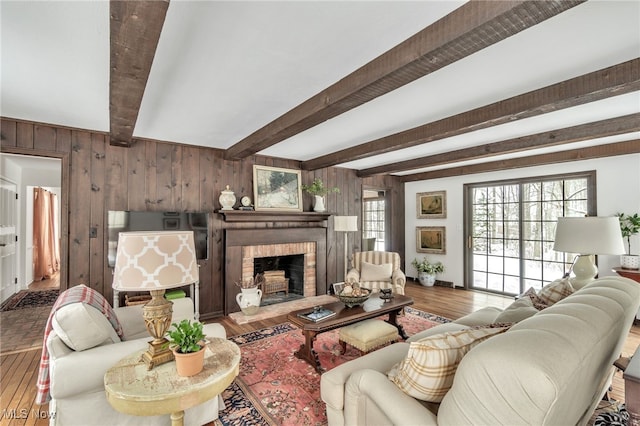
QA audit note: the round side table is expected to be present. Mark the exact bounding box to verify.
[105,337,240,426]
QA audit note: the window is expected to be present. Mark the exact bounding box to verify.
[465,171,596,296]
[362,191,386,251]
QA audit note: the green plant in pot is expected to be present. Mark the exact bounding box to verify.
[411,257,444,287]
[166,319,206,376]
[301,178,339,212]
[617,212,640,270]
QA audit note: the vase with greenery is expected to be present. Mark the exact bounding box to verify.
[166,319,206,376]
[301,178,339,212]
[411,257,444,287]
[618,212,640,270]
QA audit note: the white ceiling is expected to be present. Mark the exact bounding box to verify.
[1,1,639,176]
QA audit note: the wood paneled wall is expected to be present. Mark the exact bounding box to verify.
[0,117,405,319]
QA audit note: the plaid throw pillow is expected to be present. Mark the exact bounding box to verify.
[387,326,510,402]
[537,278,574,306]
[520,287,549,310]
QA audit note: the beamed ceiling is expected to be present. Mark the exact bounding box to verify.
[2,1,639,181]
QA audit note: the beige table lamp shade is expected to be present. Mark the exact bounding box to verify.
[112,231,199,291]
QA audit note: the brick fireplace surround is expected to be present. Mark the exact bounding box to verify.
[224,227,327,314]
[242,242,316,297]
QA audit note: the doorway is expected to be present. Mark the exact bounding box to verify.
[0,153,63,300]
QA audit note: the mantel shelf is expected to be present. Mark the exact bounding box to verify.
[218,210,332,223]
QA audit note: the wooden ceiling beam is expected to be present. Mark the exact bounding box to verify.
[109,0,169,147]
[399,140,640,182]
[303,58,640,171]
[224,0,584,161]
[357,113,640,177]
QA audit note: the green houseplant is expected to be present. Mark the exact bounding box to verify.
[301,178,339,212]
[411,257,444,287]
[166,319,206,376]
[618,212,640,270]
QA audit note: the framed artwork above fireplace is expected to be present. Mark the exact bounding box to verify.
[253,165,303,211]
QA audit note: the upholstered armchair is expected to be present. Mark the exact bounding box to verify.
[345,251,406,295]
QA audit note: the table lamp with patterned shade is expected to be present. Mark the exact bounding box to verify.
[112,230,199,369]
[553,216,625,289]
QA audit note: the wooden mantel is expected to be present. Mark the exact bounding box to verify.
[218,210,331,223]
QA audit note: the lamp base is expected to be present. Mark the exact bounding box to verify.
[141,289,174,370]
[570,254,598,290]
[141,338,174,370]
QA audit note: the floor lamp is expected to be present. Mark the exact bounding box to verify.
[112,230,199,369]
[553,216,625,289]
[334,216,358,281]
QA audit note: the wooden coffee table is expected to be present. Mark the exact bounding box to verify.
[287,293,413,372]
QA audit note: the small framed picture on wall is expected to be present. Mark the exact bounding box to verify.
[416,191,446,219]
[416,226,446,254]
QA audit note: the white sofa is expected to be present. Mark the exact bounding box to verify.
[321,276,640,426]
[46,297,227,426]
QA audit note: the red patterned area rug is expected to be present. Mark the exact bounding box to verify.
[216,307,450,426]
[0,289,59,311]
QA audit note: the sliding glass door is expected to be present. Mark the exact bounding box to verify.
[465,171,596,296]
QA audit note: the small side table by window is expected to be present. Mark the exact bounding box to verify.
[105,338,240,426]
[613,268,640,325]
[613,267,640,284]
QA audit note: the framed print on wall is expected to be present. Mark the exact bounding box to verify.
[253,165,303,211]
[417,190,446,219]
[416,226,446,254]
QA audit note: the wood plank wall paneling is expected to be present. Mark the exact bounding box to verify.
[0,117,405,319]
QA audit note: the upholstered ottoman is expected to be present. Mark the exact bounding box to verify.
[339,319,399,354]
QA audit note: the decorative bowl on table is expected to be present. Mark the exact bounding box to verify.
[337,287,371,308]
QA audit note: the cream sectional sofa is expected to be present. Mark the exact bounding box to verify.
[321,276,640,426]
[46,297,227,426]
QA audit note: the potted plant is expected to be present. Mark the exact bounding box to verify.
[411,257,444,287]
[301,178,340,212]
[166,319,206,376]
[235,274,264,315]
[618,212,640,270]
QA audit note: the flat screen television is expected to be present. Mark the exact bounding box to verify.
[107,210,209,267]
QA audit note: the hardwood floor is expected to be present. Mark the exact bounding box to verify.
[27,273,60,291]
[1,281,637,425]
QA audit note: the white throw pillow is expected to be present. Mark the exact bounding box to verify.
[388,326,510,402]
[52,303,121,351]
[360,261,393,282]
[494,297,539,323]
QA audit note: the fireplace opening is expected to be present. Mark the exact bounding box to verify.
[254,254,305,306]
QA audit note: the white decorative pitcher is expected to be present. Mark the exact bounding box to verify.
[236,287,262,315]
[313,195,326,212]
